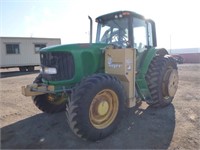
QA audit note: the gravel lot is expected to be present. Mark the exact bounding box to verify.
[0,64,200,149]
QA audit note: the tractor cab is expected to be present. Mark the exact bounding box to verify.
[95,11,157,71]
[95,11,157,51]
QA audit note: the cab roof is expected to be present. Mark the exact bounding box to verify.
[95,10,145,23]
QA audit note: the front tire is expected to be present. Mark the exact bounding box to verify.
[66,74,126,141]
[146,56,178,107]
[32,74,67,113]
[33,94,68,113]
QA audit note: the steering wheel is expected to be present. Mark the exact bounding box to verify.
[110,33,129,48]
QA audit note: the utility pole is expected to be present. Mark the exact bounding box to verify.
[170,34,172,54]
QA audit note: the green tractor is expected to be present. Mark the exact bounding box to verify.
[22,11,179,141]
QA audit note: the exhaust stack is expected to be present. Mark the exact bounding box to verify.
[88,16,93,43]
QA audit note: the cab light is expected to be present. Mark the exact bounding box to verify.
[119,14,123,18]
[122,12,130,16]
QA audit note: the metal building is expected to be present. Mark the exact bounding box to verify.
[0,37,61,71]
[170,48,200,63]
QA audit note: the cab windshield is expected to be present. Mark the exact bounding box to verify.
[96,15,153,51]
[96,18,129,48]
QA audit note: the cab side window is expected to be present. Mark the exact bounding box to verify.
[133,18,147,52]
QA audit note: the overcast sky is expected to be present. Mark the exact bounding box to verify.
[1,0,200,49]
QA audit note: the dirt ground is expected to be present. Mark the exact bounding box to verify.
[0,64,199,149]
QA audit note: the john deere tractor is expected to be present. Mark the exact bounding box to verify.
[22,11,178,141]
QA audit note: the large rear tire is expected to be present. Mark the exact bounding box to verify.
[32,74,67,113]
[146,56,178,107]
[66,74,126,141]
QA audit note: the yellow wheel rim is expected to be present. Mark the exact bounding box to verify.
[168,69,179,97]
[89,89,119,129]
[163,68,179,98]
[47,94,68,105]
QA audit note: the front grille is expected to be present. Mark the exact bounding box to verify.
[40,52,75,81]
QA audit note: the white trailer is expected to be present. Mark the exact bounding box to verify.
[0,37,61,71]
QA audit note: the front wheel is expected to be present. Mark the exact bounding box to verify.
[32,94,68,113]
[66,74,126,141]
[32,74,67,113]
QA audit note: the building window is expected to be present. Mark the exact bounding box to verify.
[34,44,46,53]
[6,44,20,54]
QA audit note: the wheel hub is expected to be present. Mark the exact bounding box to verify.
[168,69,179,97]
[47,94,68,105]
[97,101,109,116]
[163,69,179,98]
[89,89,119,129]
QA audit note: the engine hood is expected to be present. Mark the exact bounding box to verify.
[39,43,109,86]
[40,43,108,53]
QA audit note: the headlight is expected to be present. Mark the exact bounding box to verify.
[41,67,57,74]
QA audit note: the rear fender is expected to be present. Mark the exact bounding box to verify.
[136,47,162,100]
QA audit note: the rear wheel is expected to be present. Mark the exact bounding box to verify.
[146,56,178,107]
[32,74,67,113]
[66,74,126,141]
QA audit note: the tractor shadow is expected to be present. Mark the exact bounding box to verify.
[1,103,175,149]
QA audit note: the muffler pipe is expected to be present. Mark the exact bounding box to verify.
[88,16,93,43]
